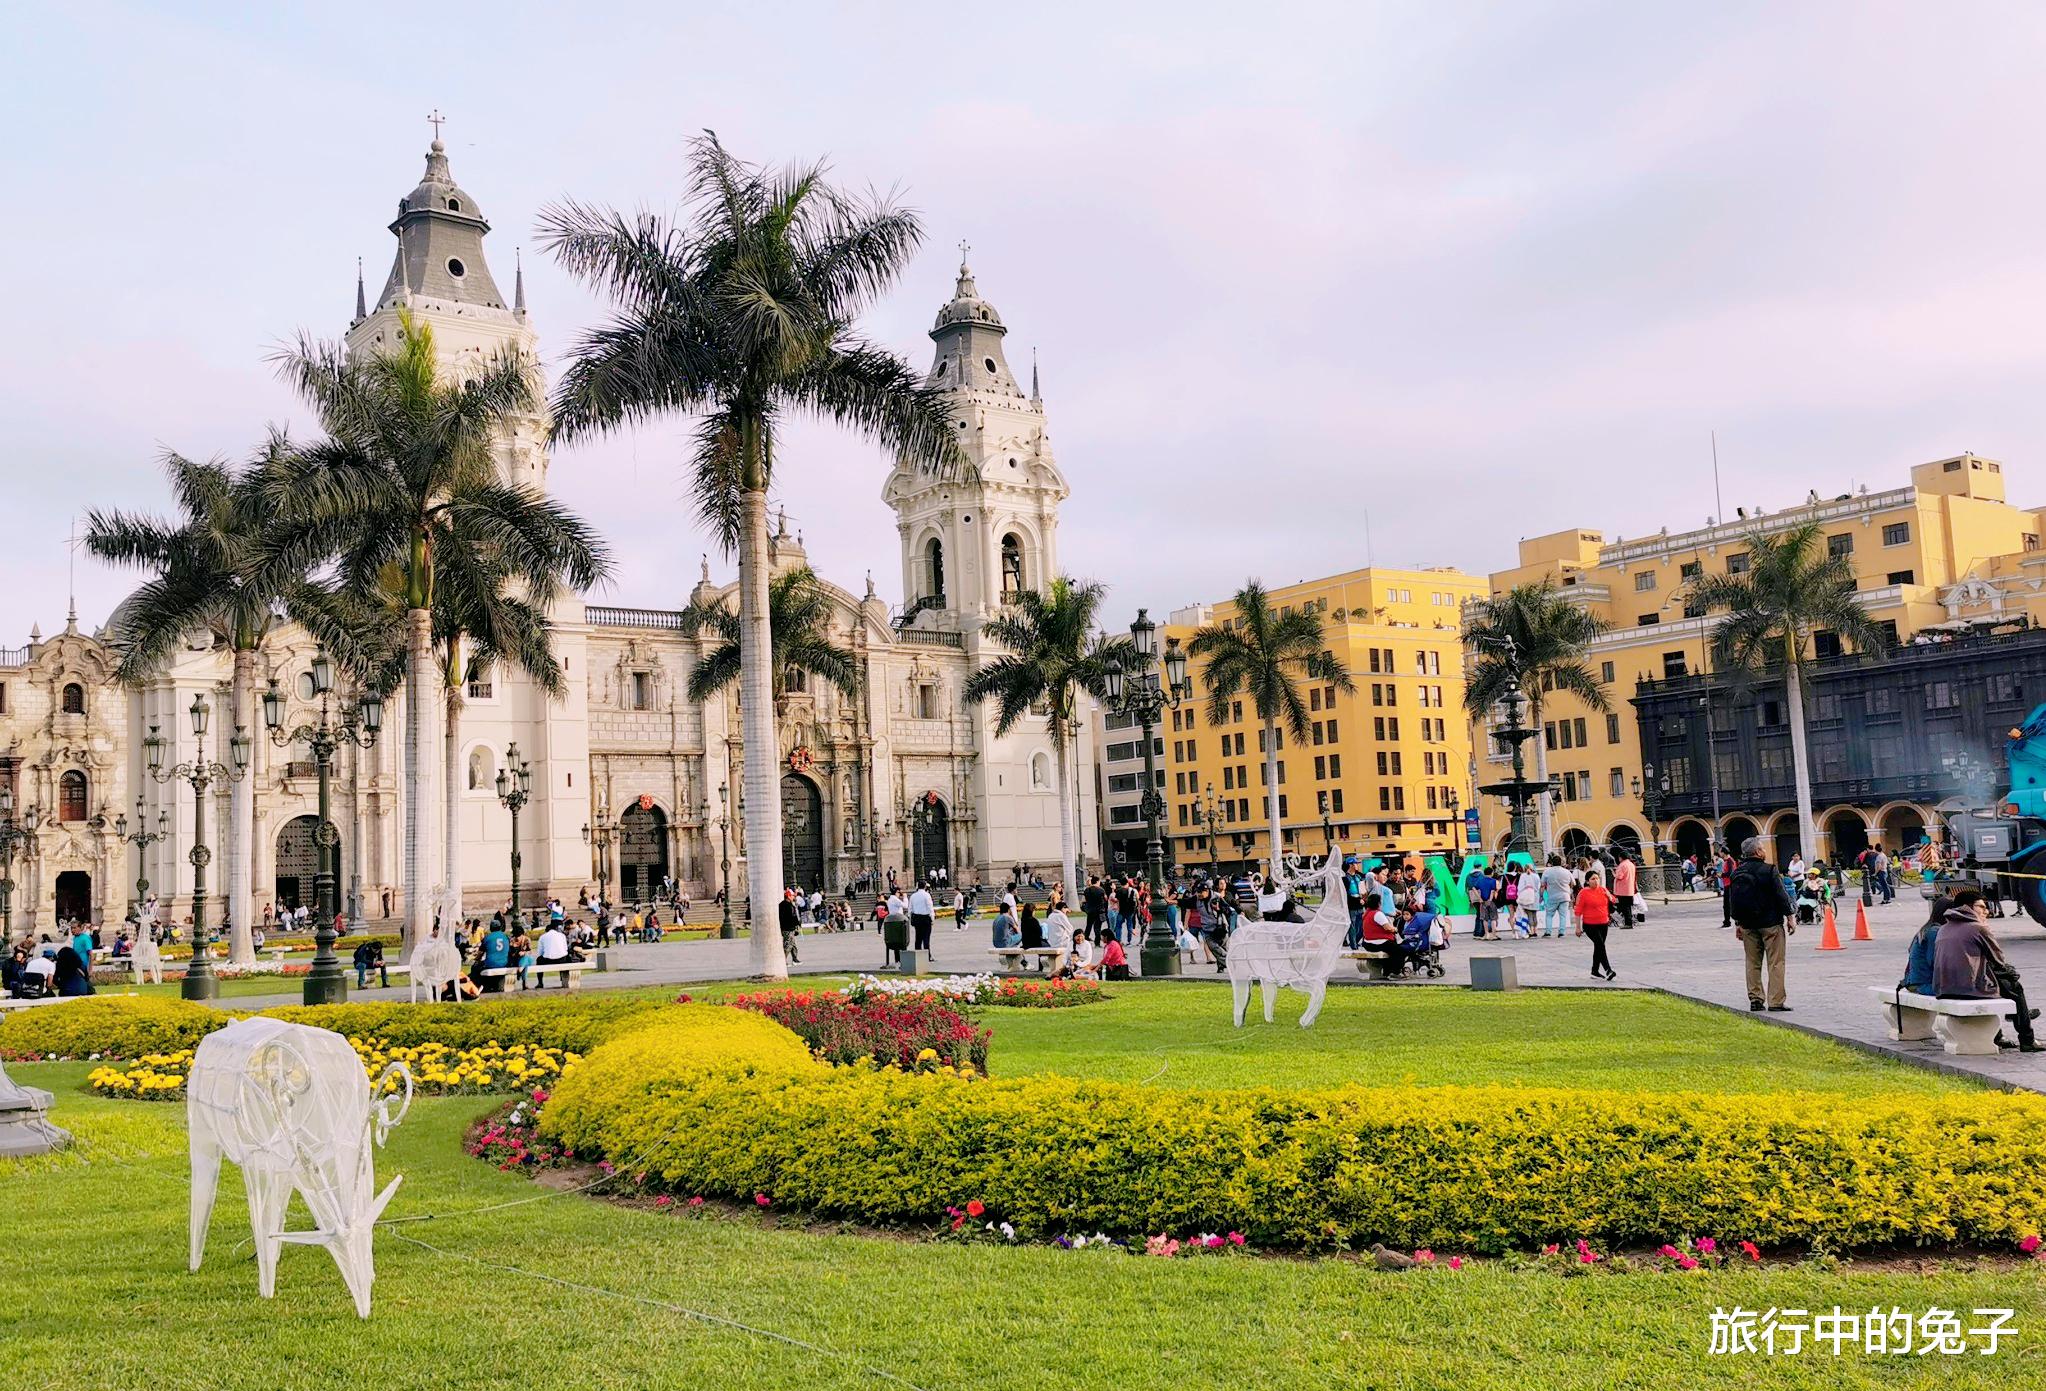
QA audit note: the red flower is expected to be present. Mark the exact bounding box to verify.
[687,1196,705,1207]
[951,1216,965,1231]
[755,1193,771,1207]
[1739,1241,1761,1263]
[1227,1231,1246,1246]
[966,1200,985,1218]
[655,1196,674,1209]
[2021,1234,2043,1254]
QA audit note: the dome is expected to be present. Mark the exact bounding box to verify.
[931,261,1003,333]
[395,140,486,227]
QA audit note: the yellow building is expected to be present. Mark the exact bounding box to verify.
[1475,453,2046,862]
[1159,566,1489,872]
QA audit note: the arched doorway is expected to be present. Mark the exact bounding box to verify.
[1671,818,1711,865]
[910,794,949,882]
[619,801,669,904]
[274,814,331,913]
[1605,823,1643,861]
[1720,815,1758,857]
[54,870,91,923]
[1824,810,1869,865]
[780,774,824,894]
[1880,805,1926,854]
[1559,827,1592,857]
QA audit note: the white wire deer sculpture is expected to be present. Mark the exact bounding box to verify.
[1228,848,1349,1027]
[188,1016,412,1317]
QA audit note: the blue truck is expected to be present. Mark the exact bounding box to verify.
[1939,701,2046,923]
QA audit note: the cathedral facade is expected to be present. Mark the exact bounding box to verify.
[0,138,1096,935]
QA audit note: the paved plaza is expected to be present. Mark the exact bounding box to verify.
[207,890,2046,1093]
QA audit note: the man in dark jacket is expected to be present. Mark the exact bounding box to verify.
[1727,836,1796,1012]
[777,889,802,965]
[1934,888,2040,1051]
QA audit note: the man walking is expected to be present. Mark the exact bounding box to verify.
[1611,853,1637,929]
[908,880,936,955]
[1727,836,1796,1012]
[778,888,803,965]
[1082,875,1108,943]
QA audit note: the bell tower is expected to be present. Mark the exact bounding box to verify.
[884,250,1068,629]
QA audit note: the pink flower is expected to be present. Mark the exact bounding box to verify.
[1694,1238,1717,1254]
[2021,1234,2043,1254]
[951,1216,965,1231]
[1227,1231,1246,1246]
[655,1196,674,1209]
[1204,1234,1224,1249]
[1542,1244,1560,1256]
[531,1089,549,1104]
[1675,1254,1700,1271]
[1658,1245,1681,1260]
[1448,1256,1463,1270]
[1413,1249,1435,1264]
[598,1161,615,1174]
[687,1196,704,1207]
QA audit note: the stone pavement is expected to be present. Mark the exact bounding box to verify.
[213,892,2046,1092]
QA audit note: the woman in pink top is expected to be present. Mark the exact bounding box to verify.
[1612,856,1638,929]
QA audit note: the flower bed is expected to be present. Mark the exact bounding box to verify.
[536,1030,2046,1254]
[0,997,223,1062]
[838,973,1102,1009]
[728,989,989,1072]
[86,1037,577,1100]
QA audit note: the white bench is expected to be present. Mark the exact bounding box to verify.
[483,962,588,991]
[1868,986,2017,1055]
[0,994,73,1012]
[989,947,1065,976]
[1341,949,1400,981]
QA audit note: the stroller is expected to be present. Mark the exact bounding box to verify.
[1399,911,1446,978]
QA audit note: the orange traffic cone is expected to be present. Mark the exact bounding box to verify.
[1817,903,1844,951]
[1852,900,1874,942]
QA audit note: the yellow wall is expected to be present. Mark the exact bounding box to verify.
[1162,567,1488,869]
[1474,454,2046,854]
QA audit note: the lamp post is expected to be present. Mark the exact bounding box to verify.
[1318,791,1336,859]
[1196,782,1225,879]
[145,695,251,1001]
[0,788,42,935]
[581,800,617,922]
[104,797,169,921]
[1103,608,1190,977]
[714,781,734,938]
[262,653,383,1006]
[494,743,534,916]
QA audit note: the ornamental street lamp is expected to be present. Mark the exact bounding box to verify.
[1318,790,1336,859]
[714,782,735,938]
[582,798,619,925]
[145,696,251,1001]
[102,796,169,921]
[495,743,534,915]
[263,656,384,1006]
[1195,782,1225,878]
[1103,608,1191,977]
[0,787,42,934]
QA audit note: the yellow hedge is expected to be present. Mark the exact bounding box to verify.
[0,997,223,1061]
[537,1050,2046,1253]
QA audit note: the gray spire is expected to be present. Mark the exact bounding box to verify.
[1031,346,1040,401]
[514,247,526,315]
[354,257,367,321]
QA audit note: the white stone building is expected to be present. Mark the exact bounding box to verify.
[0,136,1096,936]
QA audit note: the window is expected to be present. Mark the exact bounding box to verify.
[466,663,494,700]
[1758,746,1793,782]
[1232,701,1243,722]
[1326,719,1339,741]
[1867,688,1895,716]
[0,682,7,713]
[1330,790,1344,813]
[1609,768,1624,797]
[446,257,466,278]
[1573,717,1587,745]
[924,536,945,603]
[1662,651,1687,680]
[1811,693,1842,720]
[1108,772,1141,794]
[1368,650,1381,674]
[1989,674,2025,705]
[1684,595,1707,618]
[1606,712,1621,743]
[913,683,941,720]
[1812,632,1841,660]
[1311,723,1324,747]
[1543,721,1556,751]
[1000,533,1024,599]
[1600,661,1615,684]
[60,683,84,715]
[1760,700,1784,726]
[1634,571,1657,591]
[1827,533,1853,558]
[1328,754,1341,778]
[1726,553,1750,575]
[58,769,87,822]
[1925,681,1957,711]
[1310,688,1321,712]
[1664,756,1693,793]
[2027,534,2042,553]
[1886,570,1914,586]
[1315,756,1326,779]
[1882,522,1910,546]
[1637,613,1658,627]
[1679,561,1701,581]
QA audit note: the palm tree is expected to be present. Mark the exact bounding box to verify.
[679,566,861,707]
[965,579,1134,897]
[541,133,960,979]
[1687,522,1891,863]
[1461,581,1611,851]
[1187,581,1354,874]
[267,311,610,946]
[86,448,376,961]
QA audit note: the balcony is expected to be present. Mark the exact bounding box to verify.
[898,628,964,649]
[586,606,690,631]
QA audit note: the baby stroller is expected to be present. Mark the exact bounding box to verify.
[1399,912,1446,978]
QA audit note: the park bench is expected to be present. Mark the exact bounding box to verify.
[1868,986,2017,1055]
[484,961,588,991]
[1341,950,1400,981]
[989,947,1065,976]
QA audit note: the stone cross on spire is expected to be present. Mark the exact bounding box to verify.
[427,108,446,142]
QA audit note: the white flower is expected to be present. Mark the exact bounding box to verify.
[1000,1222,1016,1240]
[1072,1235,1087,1248]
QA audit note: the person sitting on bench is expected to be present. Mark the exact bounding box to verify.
[1357,901,1408,975]
[533,922,577,989]
[1934,887,2040,1052]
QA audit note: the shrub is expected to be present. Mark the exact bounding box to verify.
[537,1055,2046,1254]
[264,996,671,1053]
[88,1037,579,1100]
[729,990,989,1071]
[0,997,224,1061]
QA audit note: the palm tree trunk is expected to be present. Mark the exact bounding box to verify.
[737,486,787,980]
[1263,720,1283,877]
[1053,729,1077,901]
[443,675,464,926]
[403,607,434,951]
[1530,696,1556,851]
[1785,643,1818,863]
[226,647,257,963]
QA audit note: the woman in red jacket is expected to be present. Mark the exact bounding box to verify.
[1575,870,1617,981]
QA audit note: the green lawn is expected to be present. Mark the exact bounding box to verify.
[982,983,1971,1096]
[4,1064,2039,1390]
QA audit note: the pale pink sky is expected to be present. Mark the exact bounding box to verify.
[7,1,2046,639]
